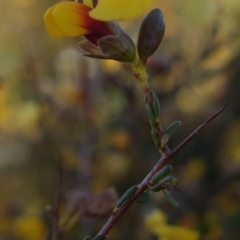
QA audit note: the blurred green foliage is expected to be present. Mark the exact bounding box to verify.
[0,0,240,240]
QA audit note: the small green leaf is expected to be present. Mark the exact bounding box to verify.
[137,190,151,203]
[163,190,179,207]
[162,121,182,143]
[150,183,163,192]
[151,165,172,184]
[152,96,160,120]
[145,96,156,129]
[92,234,103,240]
[158,175,174,185]
[83,237,91,240]
[116,185,138,208]
[151,129,160,149]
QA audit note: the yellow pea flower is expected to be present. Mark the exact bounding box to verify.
[44,1,112,42]
[44,0,154,40]
[90,0,155,21]
[145,210,200,240]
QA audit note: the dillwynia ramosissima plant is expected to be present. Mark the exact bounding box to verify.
[44,1,226,239]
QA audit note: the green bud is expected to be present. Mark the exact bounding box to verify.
[116,185,138,208]
[151,165,172,184]
[137,8,165,62]
[162,121,182,144]
[151,129,160,149]
[163,190,179,207]
[137,190,151,203]
[92,235,103,240]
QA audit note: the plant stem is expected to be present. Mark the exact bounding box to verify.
[97,104,227,239]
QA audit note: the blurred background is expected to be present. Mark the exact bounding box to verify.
[0,0,240,239]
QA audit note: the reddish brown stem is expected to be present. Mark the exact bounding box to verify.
[97,104,227,239]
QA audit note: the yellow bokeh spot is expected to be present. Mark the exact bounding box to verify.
[110,131,131,149]
[13,215,46,240]
[181,158,206,184]
[145,210,199,240]
[175,87,201,114]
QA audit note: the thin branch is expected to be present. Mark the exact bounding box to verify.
[170,104,228,158]
[51,159,63,240]
[97,104,227,239]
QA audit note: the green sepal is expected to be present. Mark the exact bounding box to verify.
[137,8,165,62]
[151,165,172,184]
[151,129,160,149]
[77,22,136,62]
[116,185,138,208]
[92,234,103,240]
[137,190,151,203]
[162,121,182,144]
[163,190,179,207]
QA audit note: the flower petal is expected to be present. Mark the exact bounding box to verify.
[90,0,155,21]
[51,2,92,37]
[44,5,69,37]
[82,0,94,8]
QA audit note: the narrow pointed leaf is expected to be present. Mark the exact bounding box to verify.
[92,234,103,240]
[163,190,179,207]
[151,165,172,184]
[116,185,138,208]
[83,237,91,240]
[158,175,174,185]
[151,129,160,149]
[137,190,151,203]
[150,183,163,192]
[153,96,160,120]
[162,121,182,143]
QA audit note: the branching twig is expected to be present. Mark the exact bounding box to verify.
[97,104,227,239]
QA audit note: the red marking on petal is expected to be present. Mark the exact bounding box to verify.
[77,4,112,44]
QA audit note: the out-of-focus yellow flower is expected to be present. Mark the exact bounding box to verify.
[145,210,199,240]
[13,215,46,240]
[44,0,154,39]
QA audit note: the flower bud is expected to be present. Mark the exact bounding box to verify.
[137,8,165,62]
